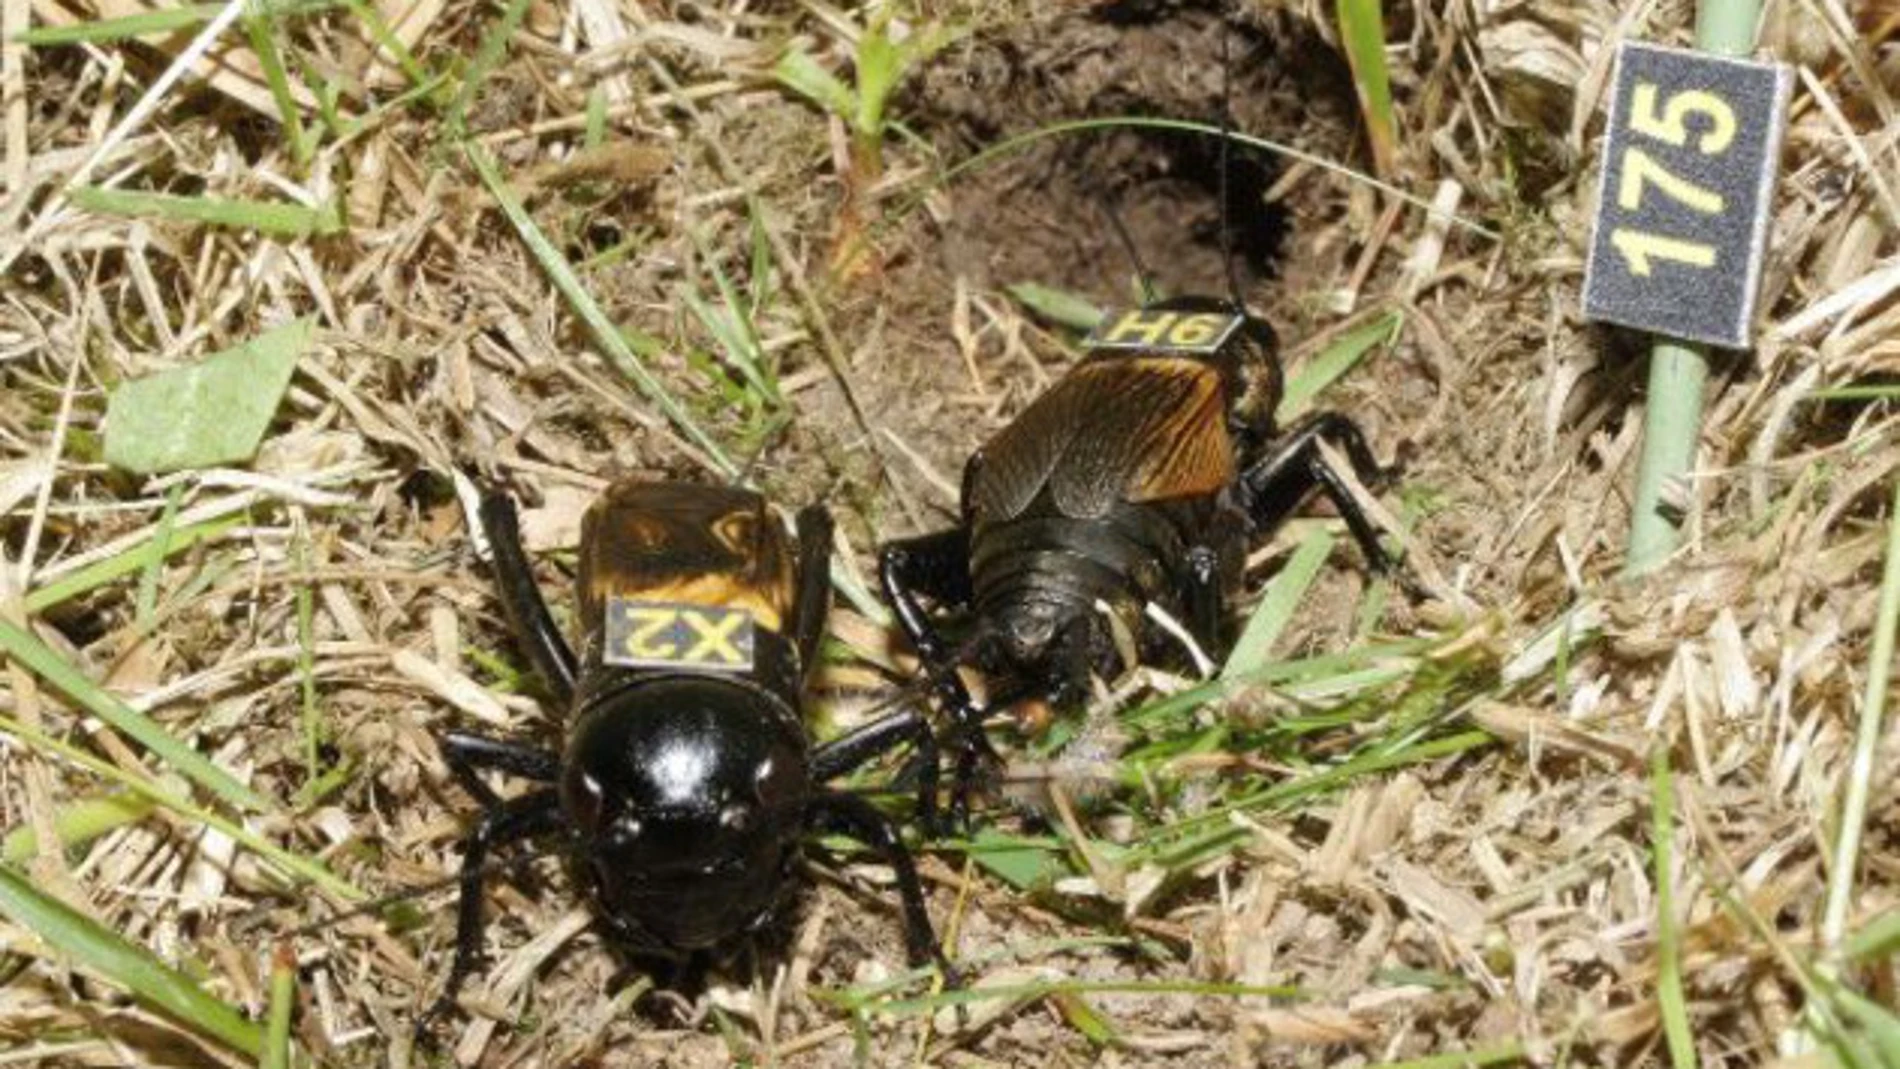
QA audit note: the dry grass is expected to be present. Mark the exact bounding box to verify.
[2,0,1900,1065]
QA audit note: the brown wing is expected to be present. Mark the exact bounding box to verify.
[971,358,1236,522]
[578,481,795,633]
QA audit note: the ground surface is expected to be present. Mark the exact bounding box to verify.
[2,0,1899,1066]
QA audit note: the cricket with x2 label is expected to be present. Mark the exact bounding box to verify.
[879,20,1399,812]
[415,479,954,1036]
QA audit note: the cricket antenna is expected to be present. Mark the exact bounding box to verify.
[1217,19,1246,314]
[1098,194,1159,306]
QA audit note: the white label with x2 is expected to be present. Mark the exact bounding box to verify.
[1581,42,1790,349]
[603,600,756,672]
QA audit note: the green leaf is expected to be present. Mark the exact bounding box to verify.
[0,865,263,1057]
[0,618,269,812]
[68,187,341,238]
[1847,908,1900,961]
[1007,283,1105,331]
[1050,991,1121,1047]
[1278,310,1401,423]
[1815,974,1900,1068]
[103,318,314,476]
[854,21,902,137]
[961,829,1067,891]
[773,48,857,121]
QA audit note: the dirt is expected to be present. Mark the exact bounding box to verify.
[13,0,1891,1062]
[910,0,1359,299]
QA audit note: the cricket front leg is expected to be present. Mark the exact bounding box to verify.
[1241,413,1394,573]
[479,489,581,704]
[812,706,942,837]
[413,788,565,1041]
[807,790,958,986]
[878,527,997,824]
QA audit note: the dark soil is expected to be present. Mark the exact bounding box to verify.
[909,0,1363,303]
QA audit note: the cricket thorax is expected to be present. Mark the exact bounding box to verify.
[576,482,797,670]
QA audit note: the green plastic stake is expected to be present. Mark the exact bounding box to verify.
[1623,2,1763,576]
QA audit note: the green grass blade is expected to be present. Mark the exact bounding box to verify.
[1007,283,1104,331]
[0,619,268,811]
[826,936,1136,1007]
[1223,527,1335,678]
[1050,991,1120,1047]
[1366,1044,1526,1069]
[1124,637,1431,730]
[1335,0,1397,176]
[262,943,295,1069]
[1278,310,1403,423]
[16,5,221,44]
[747,198,773,319]
[1137,730,1493,866]
[0,711,357,898]
[961,828,1068,890]
[703,244,775,401]
[466,143,738,477]
[134,484,185,627]
[848,978,1301,1019]
[853,20,901,137]
[2,792,155,864]
[0,865,263,1056]
[1819,979,1900,1066]
[1825,478,1900,949]
[773,48,857,121]
[69,187,341,237]
[1846,908,1900,962]
[584,87,607,148]
[336,0,428,89]
[683,229,779,406]
[1808,384,1900,402]
[16,0,342,42]
[241,11,310,169]
[445,0,534,135]
[1651,749,1696,1069]
[26,514,244,613]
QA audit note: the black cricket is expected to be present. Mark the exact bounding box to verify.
[878,36,1396,805]
[417,479,952,1034]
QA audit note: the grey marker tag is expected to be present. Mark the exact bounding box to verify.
[1083,308,1246,354]
[1582,41,1791,349]
[603,598,755,672]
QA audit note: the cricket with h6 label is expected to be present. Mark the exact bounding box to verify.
[880,29,1401,820]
